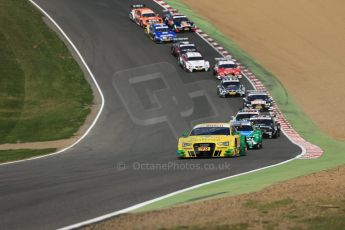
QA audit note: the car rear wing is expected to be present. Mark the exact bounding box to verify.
[214,57,235,62]
[246,90,268,94]
[146,19,161,24]
[238,108,260,113]
[172,37,189,43]
[131,4,145,9]
[222,76,239,81]
[250,114,272,120]
[231,120,252,126]
[163,9,179,13]
[180,48,197,54]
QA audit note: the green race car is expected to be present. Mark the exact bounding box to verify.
[232,121,263,149]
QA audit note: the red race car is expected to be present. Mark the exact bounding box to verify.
[213,58,242,80]
[129,4,163,28]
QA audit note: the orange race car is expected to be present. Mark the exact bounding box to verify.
[129,4,163,28]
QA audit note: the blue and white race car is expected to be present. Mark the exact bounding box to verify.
[145,23,177,43]
[217,77,246,97]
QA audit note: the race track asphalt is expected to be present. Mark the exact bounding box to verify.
[0,0,301,229]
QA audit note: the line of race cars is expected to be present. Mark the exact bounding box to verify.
[129,4,281,158]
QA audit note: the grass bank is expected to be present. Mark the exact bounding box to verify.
[0,149,56,163]
[91,165,345,230]
[133,0,345,211]
[0,0,93,144]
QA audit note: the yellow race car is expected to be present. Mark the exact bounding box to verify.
[177,123,247,158]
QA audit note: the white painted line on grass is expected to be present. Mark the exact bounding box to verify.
[0,0,105,166]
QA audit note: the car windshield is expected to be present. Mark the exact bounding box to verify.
[219,64,237,68]
[181,46,196,51]
[234,125,253,131]
[188,56,203,61]
[248,94,268,101]
[174,16,188,23]
[236,113,257,120]
[223,82,240,89]
[181,49,197,54]
[156,28,169,33]
[143,13,156,18]
[190,127,230,136]
[251,119,272,126]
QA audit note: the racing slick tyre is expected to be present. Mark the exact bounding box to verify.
[256,142,263,149]
[217,89,221,97]
[178,57,183,66]
[183,64,187,72]
[217,90,226,98]
[171,48,176,56]
[273,131,280,139]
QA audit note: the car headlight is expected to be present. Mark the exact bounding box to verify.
[182,142,192,148]
[217,141,229,146]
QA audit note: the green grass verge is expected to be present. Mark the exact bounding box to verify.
[134,0,345,212]
[0,0,93,144]
[0,148,56,163]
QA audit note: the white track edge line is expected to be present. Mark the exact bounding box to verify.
[59,152,304,230]
[58,1,306,229]
[0,0,105,167]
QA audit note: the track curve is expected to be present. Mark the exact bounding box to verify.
[0,0,300,229]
